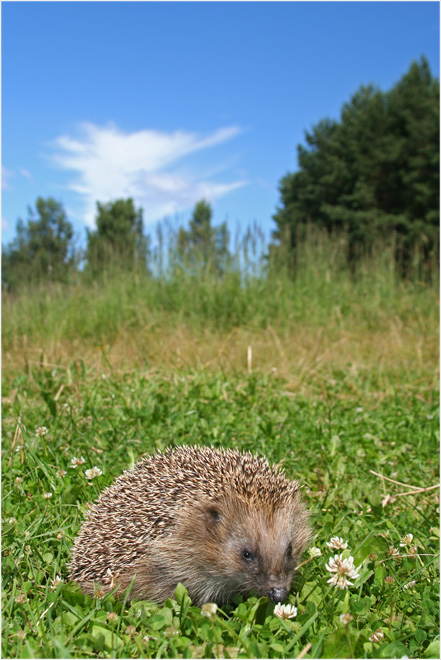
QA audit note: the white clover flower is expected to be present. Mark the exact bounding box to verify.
[85,467,102,480]
[35,426,48,437]
[370,629,384,643]
[326,536,349,550]
[403,580,417,590]
[326,554,360,590]
[356,407,363,413]
[388,546,400,557]
[274,603,298,619]
[340,613,353,625]
[70,456,85,468]
[42,492,53,499]
[8,517,17,524]
[309,546,322,558]
[56,468,66,478]
[50,575,63,590]
[400,533,414,547]
[201,603,218,619]
[14,593,27,604]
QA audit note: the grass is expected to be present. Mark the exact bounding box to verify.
[2,365,439,658]
[2,226,438,385]
[2,228,439,658]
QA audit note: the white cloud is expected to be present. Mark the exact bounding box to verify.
[20,168,33,181]
[2,166,13,190]
[50,122,246,227]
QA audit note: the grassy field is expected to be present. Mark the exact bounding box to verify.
[2,230,439,658]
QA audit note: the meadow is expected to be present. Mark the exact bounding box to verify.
[2,228,439,658]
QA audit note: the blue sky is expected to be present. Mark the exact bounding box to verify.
[2,1,439,248]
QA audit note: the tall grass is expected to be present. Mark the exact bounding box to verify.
[2,224,438,386]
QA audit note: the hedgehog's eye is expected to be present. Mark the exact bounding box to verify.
[286,543,293,559]
[207,507,222,523]
[241,549,255,562]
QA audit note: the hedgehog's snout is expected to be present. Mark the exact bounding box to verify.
[267,586,288,604]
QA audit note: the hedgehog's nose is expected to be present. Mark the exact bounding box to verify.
[268,587,288,603]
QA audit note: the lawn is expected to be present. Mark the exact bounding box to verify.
[2,362,439,658]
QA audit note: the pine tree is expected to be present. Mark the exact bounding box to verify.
[272,58,439,268]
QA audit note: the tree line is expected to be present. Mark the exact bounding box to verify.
[1,197,231,290]
[272,57,439,267]
[2,58,438,290]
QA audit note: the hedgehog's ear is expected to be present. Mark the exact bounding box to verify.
[205,506,222,525]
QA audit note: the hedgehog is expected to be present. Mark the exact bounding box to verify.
[69,445,310,606]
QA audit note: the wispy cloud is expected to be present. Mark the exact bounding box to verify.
[50,122,246,227]
[20,168,33,181]
[2,166,13,190]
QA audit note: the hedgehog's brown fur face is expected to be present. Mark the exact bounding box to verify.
[168,492,310,605]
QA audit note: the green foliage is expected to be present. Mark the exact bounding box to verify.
[273,58,439,274]
[85,198,149,275]
[2,197,76,290]
[2,366,439,658]
[177,199,230,273]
